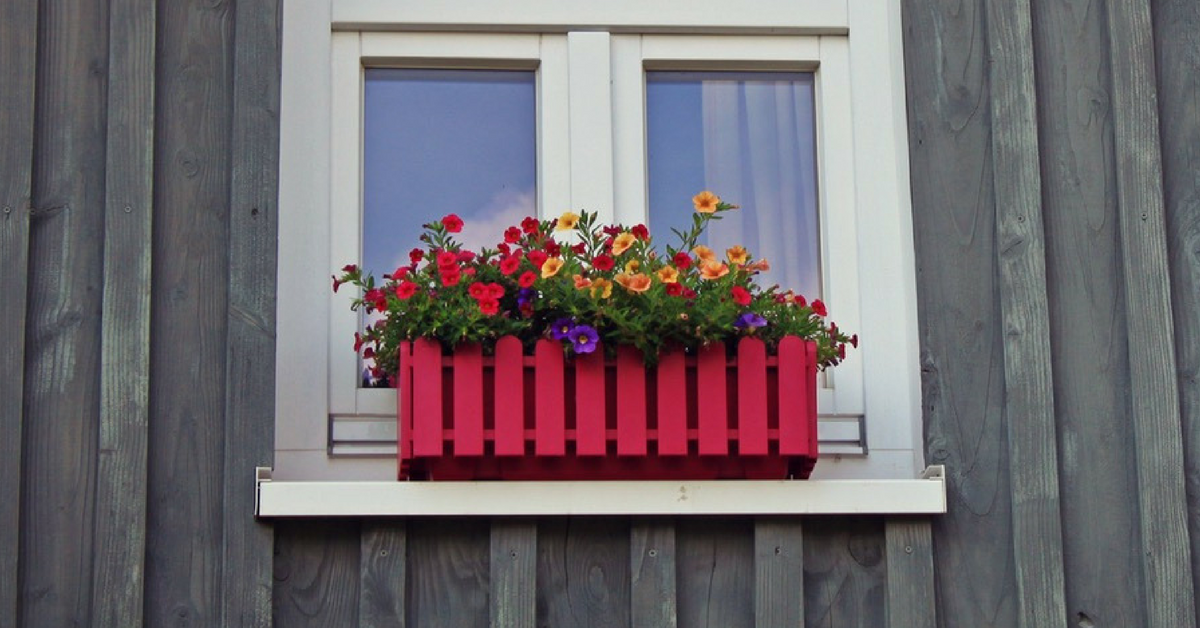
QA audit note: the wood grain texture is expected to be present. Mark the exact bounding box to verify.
[20,0,109,624]
[538,518,631,628]
[1152,1,1200,622]
[407,519,490,628]
[90,0,155,625]
[676,519,753,628]
[0,0,36,625]
[884,518,936,628]
[143,0,233,625]
[359,522,407,628]
[900,0,1019,624]
[753,518,803,628]
[1106,0,1198,624]
[802,518,886,628]
[490,519,537,628]
[630,520,677,628]
[273,520,362,627]
[223,0,281,624]
[981,0,1069,625]
[1029,0,1146,625]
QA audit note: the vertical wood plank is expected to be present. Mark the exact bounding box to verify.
[697,343,728,455]
[359,522,407,628]
[412,339,443,456]
[777,337,806,455]
[631,520,677,628]
[273,520,362,627]
[1029,0,1145,624]
[490,519,537,628]
[738,338,768,456]
[407,519,490,628]
[656,349,687,456]
[0,0,36,624]
[535,340,565,456]
[144,0,233,624]
[91,0,155,624]
[537,518,630,628]
[1106,0,1198,624]
[222,0,281,624]
[1152,1,1200,620]
[22,0,109,624]
[982,0,1069,625]
[576,345,607,456]
[454,343,484,456]
[803,518,886,628]
[885,518,936,628]
[753,518,804,628]
[494,336,525,456]
[617,345,647,455]
[677,519,753,627]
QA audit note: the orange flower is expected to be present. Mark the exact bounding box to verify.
[698,260,730,280]
[692,245,716,262]
[541,257,564,278]
[589,277,613,299]
[573,274,592,289]
[746,258,771,272]
[693,190,720,213]
[726,246,748,266]
[655,266,679,284]
[615,272,653,293]
[611,232,636,256]
[556,211,580,231]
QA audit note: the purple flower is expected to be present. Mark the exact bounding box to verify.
[517,288,535,307]
[551,317,576,341]
[734,312,768,329]
[567,325,600,354]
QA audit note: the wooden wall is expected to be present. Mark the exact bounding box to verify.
[2,0,1199,627]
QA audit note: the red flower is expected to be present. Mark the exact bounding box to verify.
[487,283,505,299]
[850,334,859,348]
[478,299,500,316]
[837,343,846,359]
[441,268,461,287]
[519,302,534,318]
[571,243,586,255]
[353,332,365,352]
[396,281,418,300]
[497,242,511,255]
[457,250,476,263]
[362,347,375,359]
[811,299,827,317]
[631,224,649,240]
[442,213,464,233]
[504,226,522,243]
[521,216,540,234]
[436,250,458,269]
[602,225,623,236]
[341,264,358,273]
[390,266,409,280]
[499,255,520,276]
[665,283,683,297]
[409,248,424,264]
[527,250,548,269]
[468,281,489,300]
[518,271,537,288]
[543,239,561,257]
[683,287,697,299]
[462,267,476,277]
[364,288,387,311]
[592,255,614,271]
[731,286,751,306]
[672,252,692,270]
[332,276,343,292]
[794,294,807,307]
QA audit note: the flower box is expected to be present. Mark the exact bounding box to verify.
[397,334,819,481]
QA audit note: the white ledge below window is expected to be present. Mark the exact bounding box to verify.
[254,465,946,517]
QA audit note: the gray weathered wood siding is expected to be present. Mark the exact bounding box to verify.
[1,0,1198,627]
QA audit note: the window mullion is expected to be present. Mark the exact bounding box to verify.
[565,32,615,223]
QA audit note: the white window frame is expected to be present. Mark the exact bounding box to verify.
[276,0,923,481]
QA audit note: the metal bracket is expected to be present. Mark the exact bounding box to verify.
[921,464,945,481]
[254,467,273,519]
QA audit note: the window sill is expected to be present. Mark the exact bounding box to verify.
[254,465,945,517]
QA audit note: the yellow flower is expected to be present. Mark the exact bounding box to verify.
[615,272,653,293]
[698,260,730,280]
[656,266,679,284]
[692,245,716,262]
[726,246,748,266]
[573,274,592,289]
[693,190,720,213]
[589,277,613,299]
[624,259,640,273]
[541,257,564,278]
[556,211,580,231]
[611,232,636,256]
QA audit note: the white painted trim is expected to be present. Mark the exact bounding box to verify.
[610,34,647,225]
[566,32,615,217]
[256,466,946,517]
[331,0,849,35]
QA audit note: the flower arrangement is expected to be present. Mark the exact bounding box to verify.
[334,192,856,382]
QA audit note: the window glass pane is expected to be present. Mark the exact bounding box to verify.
[646,71,820,298]
[361,68,536,384]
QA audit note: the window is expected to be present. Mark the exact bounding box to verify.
[276,0,922,480]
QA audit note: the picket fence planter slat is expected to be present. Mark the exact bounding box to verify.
[397,335,819,481]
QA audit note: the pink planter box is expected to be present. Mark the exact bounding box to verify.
[397,335,818,480]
